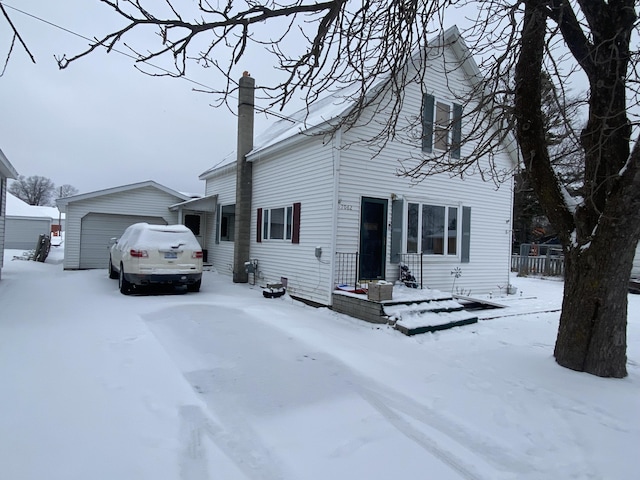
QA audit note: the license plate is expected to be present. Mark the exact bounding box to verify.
[164,252,178,259]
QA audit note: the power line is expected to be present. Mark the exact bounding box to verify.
[0,1,298,123]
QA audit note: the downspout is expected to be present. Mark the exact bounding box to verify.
[233,72,255,283]
[329,127,343,305]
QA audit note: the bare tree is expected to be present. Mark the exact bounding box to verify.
[57,0,640,377]
[9,175,56,206]
[57,184,79,199]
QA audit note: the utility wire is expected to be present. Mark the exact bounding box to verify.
[0,1,297,123]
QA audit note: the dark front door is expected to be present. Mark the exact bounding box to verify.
[359,197,388,280]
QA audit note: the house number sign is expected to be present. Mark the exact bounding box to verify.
[338,204,354,211]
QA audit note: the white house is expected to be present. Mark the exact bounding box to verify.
[56,181,212,270]
[5,193,64,249]
[199,26,519,306]
[0,148,19,280]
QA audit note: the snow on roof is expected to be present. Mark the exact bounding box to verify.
[198,83,368,180]
[56,180,190,210]
[0,147,18,179]
[6,193,63,220]
[199,25,521,176]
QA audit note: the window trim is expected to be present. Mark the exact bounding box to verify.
[257,203,301,244]
[406,201,461,257]
[218,204,235,242]
[422,94,462,159]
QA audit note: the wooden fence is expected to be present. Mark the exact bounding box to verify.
[511,254,564,277]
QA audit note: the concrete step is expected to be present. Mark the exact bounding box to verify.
[384,299,478,336]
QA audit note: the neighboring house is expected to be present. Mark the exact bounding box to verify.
[5,193,65,249]
[56,181,213,270]
[199,26,519,306]
[0,148,19,280]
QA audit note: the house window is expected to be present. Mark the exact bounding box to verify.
[422,94,462,159]
[220,204,235,241]
[257,203,301,243]
[0,178,4,215]
[407,202,459,256]
[263,206,293,240]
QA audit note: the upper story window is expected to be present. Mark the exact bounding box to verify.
[422,94,462,159]
[407,202,459,256]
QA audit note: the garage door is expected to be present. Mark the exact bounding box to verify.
[80,213,167,269]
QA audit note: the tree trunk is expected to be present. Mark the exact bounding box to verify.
[555,241,634,378]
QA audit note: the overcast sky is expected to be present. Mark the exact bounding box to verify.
[0,0,282,196]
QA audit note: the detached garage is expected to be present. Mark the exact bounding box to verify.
[5,193,63,250]
[57,181,192,270]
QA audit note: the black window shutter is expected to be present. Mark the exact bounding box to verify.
[292,202,301,244]
[215,204,221,244]
[422,94,435,153]
[462,206,471,263]
[390,199,404,263]
[452,103,463,159]
[256,208,262,243]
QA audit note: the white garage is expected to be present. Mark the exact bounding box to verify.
[57,181,193,270]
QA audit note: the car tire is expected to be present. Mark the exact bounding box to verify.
[108,257,118,279]
[187,280,201,293]
[119,263,132,295]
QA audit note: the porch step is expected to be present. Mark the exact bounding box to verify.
[384,300,478,336]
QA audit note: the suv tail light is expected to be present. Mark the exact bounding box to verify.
[192,251,203,259]
[130,249,148,258]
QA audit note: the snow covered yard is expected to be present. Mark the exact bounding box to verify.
[1,246,638,480]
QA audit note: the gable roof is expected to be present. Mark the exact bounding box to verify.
[200,25,518,179]
[55,180,190,212]
[6,193,63,220]
[0,148,18,179]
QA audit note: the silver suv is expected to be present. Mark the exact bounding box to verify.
[108,223,203,294]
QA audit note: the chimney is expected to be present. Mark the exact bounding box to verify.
[233,72,255,283]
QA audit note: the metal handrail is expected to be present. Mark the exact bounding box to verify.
[335,252,359,289]
[398,253,424,289]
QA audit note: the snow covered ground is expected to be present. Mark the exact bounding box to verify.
[1,245,638,480]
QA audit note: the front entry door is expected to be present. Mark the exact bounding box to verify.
[359,197,388,280]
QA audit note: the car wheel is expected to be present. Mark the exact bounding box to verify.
[108,257,118,279]
[119,263,132,295]
[187,280,201,293]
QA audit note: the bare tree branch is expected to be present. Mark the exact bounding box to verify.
[0,2,36,75]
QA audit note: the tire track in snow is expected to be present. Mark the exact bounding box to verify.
[146,304,535,480]
[179,404,289,480]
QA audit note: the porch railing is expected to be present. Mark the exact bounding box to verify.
[398,253,424,289]
[335,252,359,289]
[334,251,426,290]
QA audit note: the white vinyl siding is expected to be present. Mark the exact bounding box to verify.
[5,217,52,249]
[0,178,6,276]
[250,136,335,305]
[335,44,513,296]
[197,31,515,304]
[204,168,236,275]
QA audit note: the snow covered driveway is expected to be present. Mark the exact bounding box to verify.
[1,249,639,479]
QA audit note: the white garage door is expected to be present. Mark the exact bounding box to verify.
[80,213,167,269]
